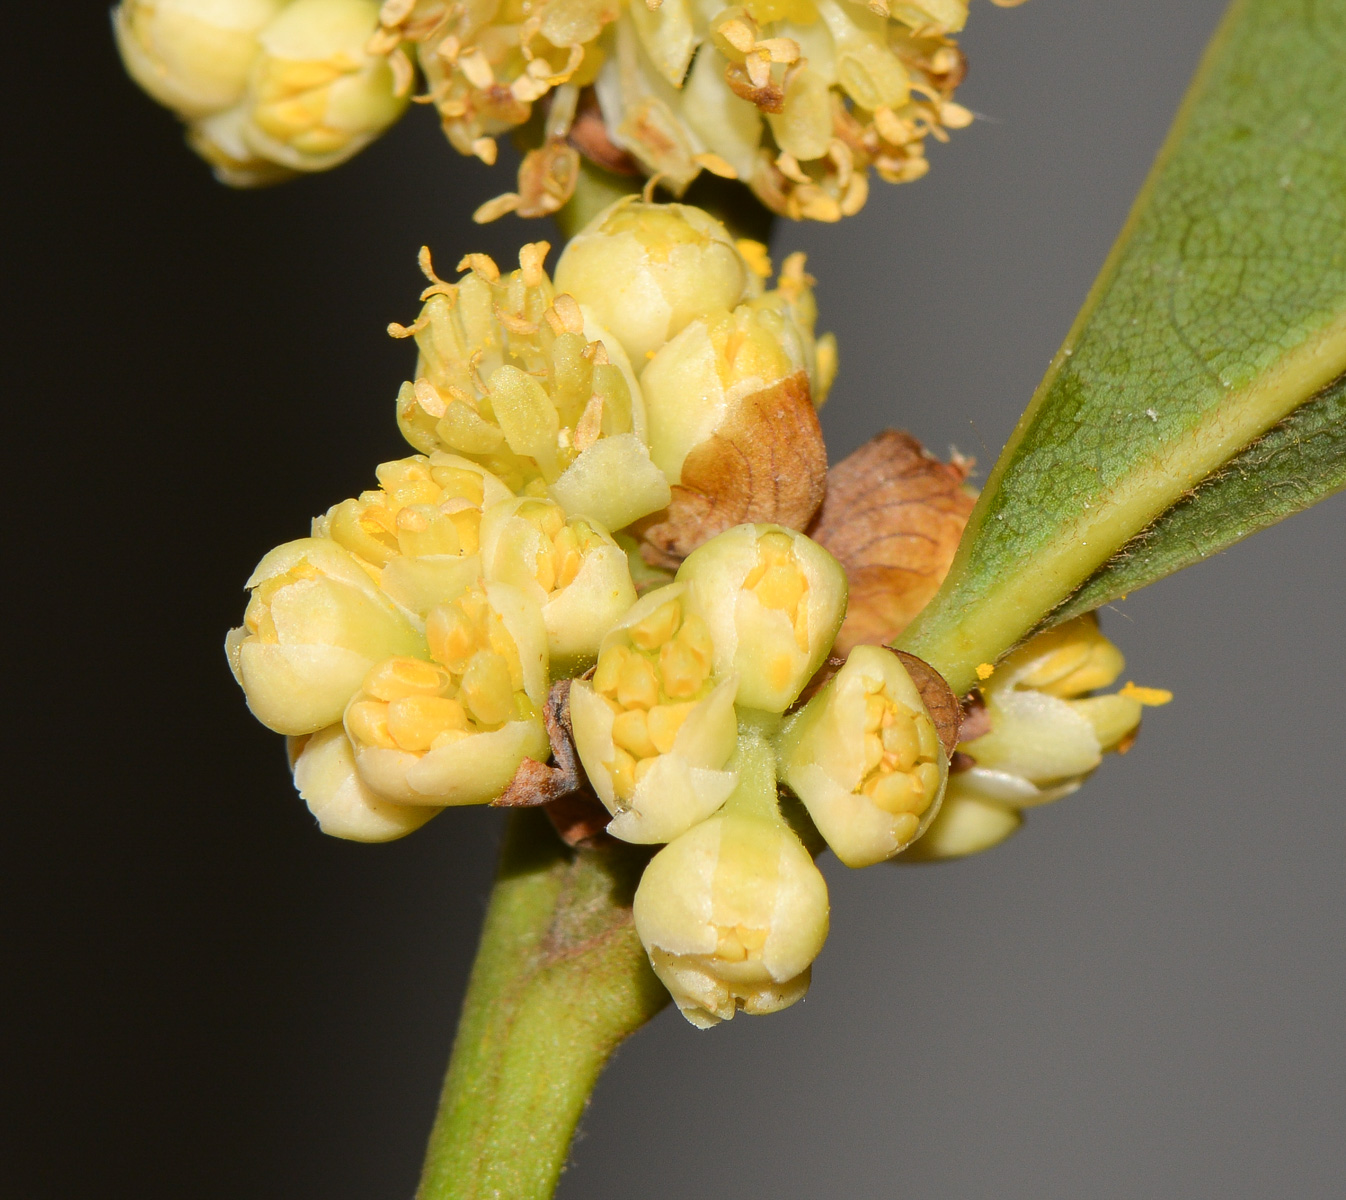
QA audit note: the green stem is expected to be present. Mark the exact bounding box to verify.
[416,811,668,1200]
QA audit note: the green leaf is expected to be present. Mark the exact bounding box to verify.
[1051,370,1346,627]
[899,0,1346,695]
[417,812,667,1200]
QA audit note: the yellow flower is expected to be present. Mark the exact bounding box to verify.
[345,581,551,805]
[778,644,947,867]
[676,523,847,712]
[570,584,739,842]
[225,537,426,735]
[392,243,671,533]
[633,730,829,1026]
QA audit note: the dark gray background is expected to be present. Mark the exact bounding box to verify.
[7,1,1342,1195]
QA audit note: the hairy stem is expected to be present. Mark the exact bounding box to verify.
[416,811,667,1200]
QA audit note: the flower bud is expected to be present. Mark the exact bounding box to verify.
[479,496,636,672]
[229,0,408,174]
[778,645,947,867]
[895,777,1020,863]
[552,197,755,364]
[634,262,831,559]
[314,452,512,615]
[393,244,670,532]
[114,0,286,118]
[633,731,829,1027]
[676,524,847,713]
[225,537,425,735]
[345,581,550,805]
[956,616,1169,806]
[289,724,442,842]
[570,584,739,843]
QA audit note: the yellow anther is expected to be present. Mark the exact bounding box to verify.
[363,656,450,702]
[1120,682,1173,706]
[628,598,683,650]
[430,467,485,504]
[593,644,629,696]
[387,694,470,751]
[976,662,996,680]
[346,700,397,750]
[459,650,515,726]
[448,507,482,553]
[607,746,637,799]
[427,604,479,670]
[659,636,710,699]
[647,702,694,754]
[880,716,921,773]
[613,709,658,759]
[616,654,661,710]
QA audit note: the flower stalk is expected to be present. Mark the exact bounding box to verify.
[416,810,666,1200]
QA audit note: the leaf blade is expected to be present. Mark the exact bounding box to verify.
[899,0,1346,694]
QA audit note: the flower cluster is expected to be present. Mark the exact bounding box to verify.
[383,0,1026,221]
[116,0,1027,218]
[114,0,409,184]
[227,199,1161,1026]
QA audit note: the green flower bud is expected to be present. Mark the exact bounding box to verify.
[552,197,755,364]
[314,452,512,616]
[570,584,739,843]
[633,730,829,1027]
[393,244,670,530]
[479,496,637,673]
[895,777,1020,863]
[114,0,286,119]
[778,645,947,867]
[676,524,847,713]
[957,616,1168,806]
[290,724,442,842]
[225,537,425,736]
[345,582,550,805]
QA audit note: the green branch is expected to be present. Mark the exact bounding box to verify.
[416,811,667,1200]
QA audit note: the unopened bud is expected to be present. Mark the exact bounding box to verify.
[633,730,829,1027]
[231,0,408,174]
[479,496,637,672]
[114,0,286,118]
[394,244,670,531]
[778,645,947,867]
[677,524,846,712]
[956,616,1167,805]
[346,581,550,805]
[552,197,755,364]
[315,452,512,615]
[225,537,425,735]
[570,584,739,843]
[290,724,442,842]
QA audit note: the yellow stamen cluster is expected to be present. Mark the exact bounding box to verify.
[347,584,531,757]
[502,499,597,595]
[391,243,644,496]
[591,595,716,798]
[325,455,491,565]
[743,530,811,652]
[856,676,942,838]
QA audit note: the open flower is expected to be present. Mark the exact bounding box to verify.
[392,243,670,533]
[315,452,513,614]
[570,583,739,842]
[779,644,947,866]
[954,615,1171,808]
[676,523,847,712]
[633,731,829,1026]
[225,537,426,735]
[479,495,637,670]
[345,581,550,805]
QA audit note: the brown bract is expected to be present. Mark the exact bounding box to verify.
[494,680,613,847]
[810,430,974,655]
[636,371,827,568]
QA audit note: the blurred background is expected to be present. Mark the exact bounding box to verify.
[7,1,1344,1195]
